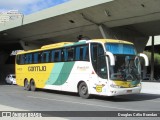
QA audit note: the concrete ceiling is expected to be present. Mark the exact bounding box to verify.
[0,0,160,47]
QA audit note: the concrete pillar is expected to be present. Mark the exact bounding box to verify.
[98,24,113,39]
[150,36,155,81]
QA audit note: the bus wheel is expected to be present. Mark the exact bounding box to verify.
[78,82,90,99]
[24,79,30,91]
[10,81,13,85]
[30,80,36,91]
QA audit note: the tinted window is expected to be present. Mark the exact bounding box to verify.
[20,55,25,64]
[16,44,90,64]
[16,55,20,64]
[33,52,41,64]
[75,45,89,61]
[91,43,107,79]
[54,50,61,62]
[41,51,50,63]
[65,47,75,61]
[51,50,55,62]
[25,54,32,64]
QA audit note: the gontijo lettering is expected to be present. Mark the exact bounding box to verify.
[28,66,46,71]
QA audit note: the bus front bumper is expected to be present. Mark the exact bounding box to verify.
[108,87,141,96]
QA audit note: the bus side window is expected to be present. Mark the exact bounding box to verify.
[91,43,107,79]
[83,46,89,61]
[29,54,33,64]
[66,47,74,61]
[33,53,39,64]
[24,54,28,64]
[63,48,67,61]
[51,50,55,62]
[16,55,20,64]
[91,44,97,62]
[61,49,65,62]
[91,44,104,61]
[75,45,89,61]
[41,51,50,63]
[20,55,25,64]
[54,50,61,62]
[25,54,32,64]
[75,47,80,60]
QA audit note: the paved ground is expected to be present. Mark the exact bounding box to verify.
[141,82,160,95]
[0,85,160,120]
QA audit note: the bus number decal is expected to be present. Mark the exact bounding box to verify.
[95,85,104,93]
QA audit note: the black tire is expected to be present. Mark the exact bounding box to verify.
[30,80,36,91]
[10,81,13,85]
[78,82,90,99]
[24,79,30,91]
[107,96,115,100]
[5,81,8,85]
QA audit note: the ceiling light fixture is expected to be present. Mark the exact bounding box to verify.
[141,4,145,7]
[69,20,75,23]
[3,33,8,36]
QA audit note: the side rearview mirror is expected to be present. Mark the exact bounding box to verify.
[106,51,115,66]
[139,53,149,66]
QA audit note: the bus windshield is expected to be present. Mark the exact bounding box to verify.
[105,43,141,81]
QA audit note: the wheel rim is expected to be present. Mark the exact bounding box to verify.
[81,85,87,95]
[31,81,35,90]
[25,80,29,89]
[31,81,34,87]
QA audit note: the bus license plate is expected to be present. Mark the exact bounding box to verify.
[127,90,132,93]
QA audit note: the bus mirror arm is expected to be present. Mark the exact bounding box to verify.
[105,52,115,66]
[139,53,149,66]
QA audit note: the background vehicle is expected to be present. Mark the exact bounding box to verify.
[15,39,148,98]
[5,74,16,85]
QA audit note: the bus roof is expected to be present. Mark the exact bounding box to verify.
[41,42,73,49]
[17,39,133,55]
[91,39,133,44]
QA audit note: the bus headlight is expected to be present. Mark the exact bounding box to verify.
[137,83,141,87]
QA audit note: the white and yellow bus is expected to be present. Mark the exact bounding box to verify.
[15,39,148,98]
